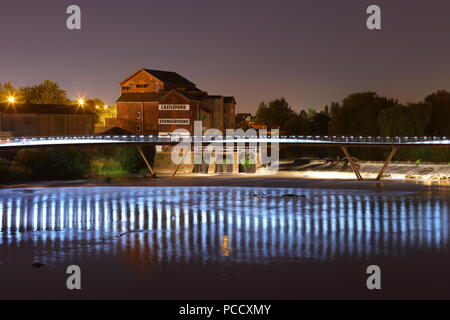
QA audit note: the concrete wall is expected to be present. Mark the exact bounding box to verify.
[153,149,262,175]
[154,151,194,174]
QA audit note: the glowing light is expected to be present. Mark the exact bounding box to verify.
[7,96,15,104]
[77,98,85,106]
[103,105,108,110]
[95,105,100,109]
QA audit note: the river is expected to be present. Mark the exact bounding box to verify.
[0,180,449,299]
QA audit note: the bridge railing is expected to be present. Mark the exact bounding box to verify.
[0,134,448,145]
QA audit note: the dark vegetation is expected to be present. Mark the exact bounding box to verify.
[0,146,155,184]
[237,91,450,161]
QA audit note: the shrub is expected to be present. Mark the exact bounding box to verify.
[14,147,90,180]
[116,146,154,173]
[0,158,29,183]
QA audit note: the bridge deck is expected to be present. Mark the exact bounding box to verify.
[0,135,449,149]
[1,135,448,181]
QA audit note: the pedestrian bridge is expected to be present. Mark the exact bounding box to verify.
[0,134,449,181]
[0,134,449,148]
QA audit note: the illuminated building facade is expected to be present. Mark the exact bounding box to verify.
[103,69,236,135]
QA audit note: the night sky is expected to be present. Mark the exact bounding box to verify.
[2,0,450,113]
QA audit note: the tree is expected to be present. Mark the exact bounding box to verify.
[72,98,107,124]
[284,115,309,135]
[377,103,432,161]
[0,82,19,102]
[306,108,316,119]
[329,92,395,136]
[234,115,251,130]
[378,103,430,137]
[424,90,450,136]
[255,102,271,126]
[99,104,117,126]
[255,98,295,129]
[21,80,69,104]
[310,112,330,135]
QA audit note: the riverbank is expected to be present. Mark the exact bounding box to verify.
[1,174,449,194]
[2,160,450,189]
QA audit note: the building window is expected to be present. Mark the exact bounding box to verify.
[136,125,142,132]
[136,112,142,120]
[136,84,148,88]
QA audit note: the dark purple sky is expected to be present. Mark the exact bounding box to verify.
[1,0,450,113]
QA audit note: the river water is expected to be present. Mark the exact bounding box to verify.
[0,185,449,299]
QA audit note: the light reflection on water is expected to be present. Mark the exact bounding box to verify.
[0,187,449,266]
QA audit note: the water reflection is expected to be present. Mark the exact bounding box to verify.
[0,187,449,266]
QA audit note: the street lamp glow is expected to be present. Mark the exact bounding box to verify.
[7,96,15,104]
[77,98,85,107]
[103,105,108,110]
[95,105,100,109]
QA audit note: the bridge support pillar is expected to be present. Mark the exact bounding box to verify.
[232,152,239,173]
[207,152,216,174]
[376,147,398,181]
[339,145,363,181]
[172,149,191,177]
[136,145,156,178]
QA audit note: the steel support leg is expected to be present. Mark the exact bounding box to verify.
[136,145,156,178]
[172,149,190,177]
[376,147,398,181]
[340,145,363,181]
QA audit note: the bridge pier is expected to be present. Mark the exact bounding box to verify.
[339,145,399,181]
[376,147,398,180]
[172,149,192,177]
[339,145,363,181]
[136,145,156,178]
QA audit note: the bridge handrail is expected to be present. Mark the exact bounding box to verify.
[0,134,449,146]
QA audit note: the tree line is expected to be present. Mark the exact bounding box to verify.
[0,80,116,125]
[239,91,450,161]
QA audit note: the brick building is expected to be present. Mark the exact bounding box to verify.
[101,69,236,135]
[0,103,95,137]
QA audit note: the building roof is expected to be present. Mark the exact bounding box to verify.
[142,69,196,87]
[224,96,236,104]
[0,103,95,115]
[96,127,136,136]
